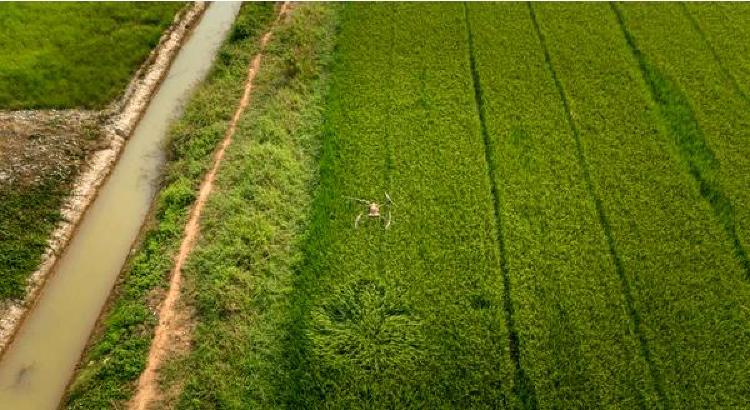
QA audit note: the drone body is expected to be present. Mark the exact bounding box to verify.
[351,193,393,229]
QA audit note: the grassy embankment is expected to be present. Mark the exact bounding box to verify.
[64,3,278,408]
[0,3,182,300]
[467,3,656,407]
[0,2,183,109]
[535,3,750,407]
[153,5,339,407]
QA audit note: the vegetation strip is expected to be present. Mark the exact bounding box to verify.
[463,4,537,407]
[0,2,183,109]
[611,2,750,279]
[129,4,290,409]
[535,3,750,407]
[149,7,340,407]
[64,4,278,407]
[273,3,392,406]
[529,3,665,406]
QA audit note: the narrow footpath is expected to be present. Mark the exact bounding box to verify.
[129,3,290,409]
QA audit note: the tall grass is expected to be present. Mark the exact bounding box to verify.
[159,5,339,407]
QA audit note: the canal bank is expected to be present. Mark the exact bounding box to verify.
[0,3,242,409]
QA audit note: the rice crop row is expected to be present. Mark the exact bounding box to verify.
[533,3,750,407]
[682,2,750,100]
[616,2,750,277]
[466,3,657,407]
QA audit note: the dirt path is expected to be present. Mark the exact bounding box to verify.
[129,3,290,409]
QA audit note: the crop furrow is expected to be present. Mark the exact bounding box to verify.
[463,4,537,408]
[528,4,667,406]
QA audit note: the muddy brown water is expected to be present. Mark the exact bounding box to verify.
[0,3,241,409]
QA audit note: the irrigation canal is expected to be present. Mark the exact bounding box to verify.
[0,3,241,408]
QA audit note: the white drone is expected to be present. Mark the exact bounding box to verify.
[348,193,394,229]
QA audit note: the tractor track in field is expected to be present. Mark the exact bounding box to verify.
[529,3,668,408]
[463,3,539,408]
[128,3,290,409]
[612,2,750,281]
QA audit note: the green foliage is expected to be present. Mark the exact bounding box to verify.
[63,3,277,408]
[0,2,183,109]
[168,4,340,408]
[0,179,67,299]
[534,3,750,407]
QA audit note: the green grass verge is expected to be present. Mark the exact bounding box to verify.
[534,3,750,407]
[63,3,277,408]
[466,3,657,407]
[159,4,338,408]
[0,2,183,109]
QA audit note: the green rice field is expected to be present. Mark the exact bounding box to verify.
[0,2,183,109]
[67,2,750,408]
